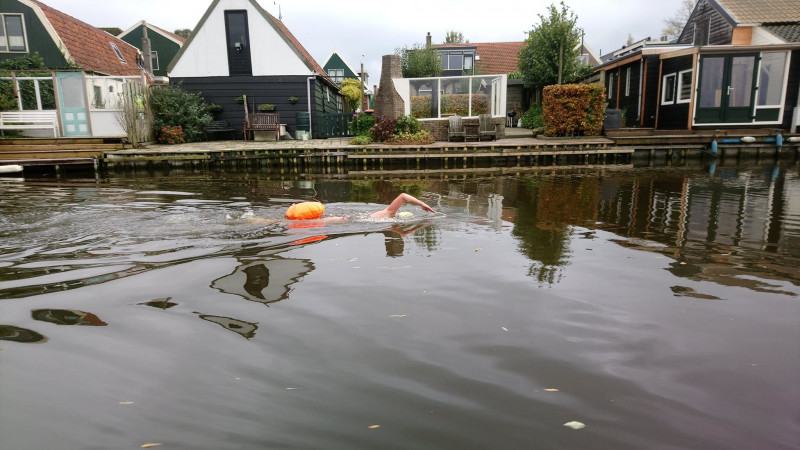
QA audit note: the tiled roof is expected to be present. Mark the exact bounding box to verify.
[715,0,800,24]
[435,42,525,74]
[31,0,144,76]
[764,24,800,42]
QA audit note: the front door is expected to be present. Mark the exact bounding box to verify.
[56,72,90,136]
[695,54,757,124]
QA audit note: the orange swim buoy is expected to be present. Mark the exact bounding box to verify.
[285,201,325,220]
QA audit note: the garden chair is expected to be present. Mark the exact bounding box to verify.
[478,114,497,141]
[448,115,466,141]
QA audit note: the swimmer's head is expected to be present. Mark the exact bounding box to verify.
[396,211,414,220]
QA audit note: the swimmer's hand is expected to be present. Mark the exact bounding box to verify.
[420,203,435,213]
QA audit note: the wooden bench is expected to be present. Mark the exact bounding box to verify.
[206,120,236,140]
[243,113,280,141]
[0,111,59,137]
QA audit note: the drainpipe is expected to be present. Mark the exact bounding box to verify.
[306,76,316,138]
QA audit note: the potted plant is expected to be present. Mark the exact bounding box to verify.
[288,96,298,104]
[258,103,276,112]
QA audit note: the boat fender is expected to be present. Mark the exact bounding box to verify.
[775,133,783,149]
[710,140,718,155]
[741,136,757,143]
[285,201,325,220]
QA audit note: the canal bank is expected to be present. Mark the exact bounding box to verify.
[2,128,798,174]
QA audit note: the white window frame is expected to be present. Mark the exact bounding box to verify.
[328,68,344,83]
[0,13,28,53]
[150,51,159,71]
[755,51,790,109]
[608,73,614,99]
[625,67,631,97]
[676,69,693,104]
[110,43,126,63]
[661,73,676,105]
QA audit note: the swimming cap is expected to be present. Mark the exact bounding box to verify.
[285,201,325,220]
[397,211,414,220]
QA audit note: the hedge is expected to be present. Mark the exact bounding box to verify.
[542,84,605,137]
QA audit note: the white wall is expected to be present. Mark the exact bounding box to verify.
[89,111,126,137]
[751,27,784,45]
[170,0,313,78]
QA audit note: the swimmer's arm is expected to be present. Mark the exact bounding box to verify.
[370,193,435,218]
[247,217,281,224]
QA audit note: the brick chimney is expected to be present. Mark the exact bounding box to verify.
[373,54,404,120]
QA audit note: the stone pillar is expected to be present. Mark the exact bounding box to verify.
[373,54,404,120]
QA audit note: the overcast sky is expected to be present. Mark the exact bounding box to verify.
[41,0,684,83]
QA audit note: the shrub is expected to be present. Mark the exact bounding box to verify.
[470,94,489,115]
[158,125,185,144]
[520,104,543,129]
[541,84,605,137]
[370,116,396,142]
[441,94,469,116]
[394,114,420,134]
[150,84,213,142]
[349,112,374,136]
[385,129,434,145]
[349,135,372,145]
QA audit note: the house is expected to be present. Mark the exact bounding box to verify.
[432,37,525,118]
[321,50,372,110]
[118,21,186,83]
[594,38,686,128]
[676,0,800,46]
[0,0,144,75]
[168,0,343,139]
[0,0,148,138]
[662,0,800,131]
[597,0,800,132]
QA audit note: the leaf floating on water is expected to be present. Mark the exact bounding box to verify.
[141,444,162,448]
[285,387,301,390]
[563,421,585,430]
[544,388,559,392]
[501,326,509,331]
[119,401,134,405]
[474,248,481,252]
[390,314,407,318]
[368,425,381,429]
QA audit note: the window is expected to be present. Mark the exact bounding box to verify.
[150,51,159,71]
[677,69,693,103]
[110,43,126,63]
[92,85,103,108]
[625,67,631,97]
[757,52,787,107]
[662,73,676,104]
[328,69,344,83]
[464,54,473,71]
[607,73,614,99]
[0,14,27,52]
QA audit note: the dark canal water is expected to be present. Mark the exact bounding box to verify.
[1,161,799,449]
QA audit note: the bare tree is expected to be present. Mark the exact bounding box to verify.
[662,0,695,41]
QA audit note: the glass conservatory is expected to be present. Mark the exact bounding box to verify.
[396,74,507,119]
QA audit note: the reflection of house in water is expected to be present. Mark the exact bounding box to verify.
[594,167,800,291]
[31,309,107,326]
[211,257,314,304]
[199,315,258,339]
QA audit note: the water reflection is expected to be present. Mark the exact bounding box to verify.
[212,258,314,304]
[139,297,178,309]
[198,314,258,339]
[31,309,107,326]
[0,324,47,343]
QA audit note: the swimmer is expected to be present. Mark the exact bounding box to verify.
[248,193,435,225]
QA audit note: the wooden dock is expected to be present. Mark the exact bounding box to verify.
[1,130,798,173]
